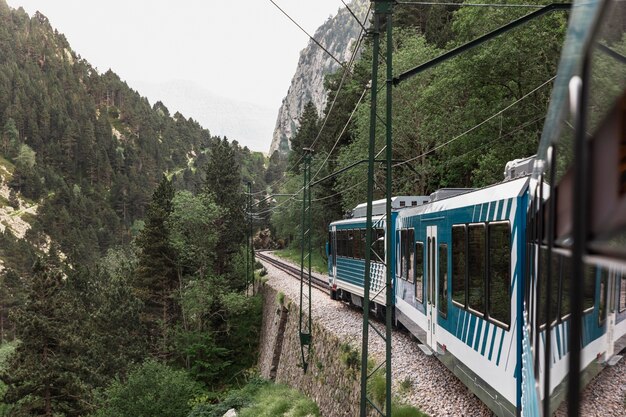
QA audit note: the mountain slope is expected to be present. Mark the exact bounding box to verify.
[269,0,368,155]
[0,1,266,270]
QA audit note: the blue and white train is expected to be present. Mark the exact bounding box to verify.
[328,169,626,416]
[327,1,626,414]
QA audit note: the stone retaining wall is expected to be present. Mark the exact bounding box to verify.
[258,282,375,417]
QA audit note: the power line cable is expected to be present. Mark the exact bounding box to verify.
[311,87,369,182]
[341,0,368,32]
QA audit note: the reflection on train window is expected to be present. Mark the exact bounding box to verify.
[468,224,486,314]
[452,225,466,306]
[439,244,448,318]
[488,222,510,326]
[619,274,626,313]
[584,264,596,311]
[372,229,385,263]
[560,255,572,318]
[415,242,424,303]
[538,248,560,326]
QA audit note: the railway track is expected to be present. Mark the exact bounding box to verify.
[255,251,329,293]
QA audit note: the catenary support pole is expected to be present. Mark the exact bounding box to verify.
[246,182,251,297]
[361,1,394,416]
[384,2,393,414]
[299,148,313,373]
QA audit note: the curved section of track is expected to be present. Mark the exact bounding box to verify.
[256,251,329,292]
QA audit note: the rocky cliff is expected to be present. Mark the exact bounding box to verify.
[269,0,369,155]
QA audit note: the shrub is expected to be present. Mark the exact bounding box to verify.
[392,404,428,417]
[93,360,202,417]
[276,291,285,306]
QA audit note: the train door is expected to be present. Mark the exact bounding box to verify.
[426,225,438,349]
[606,270,617,358]
[331,226,337,278]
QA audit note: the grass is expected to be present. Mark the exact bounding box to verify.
[367,362,428,417]
[273,247,327,274]
[238,384,320,417]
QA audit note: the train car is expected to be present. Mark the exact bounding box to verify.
[327,196,428,309]
[393,177,529,417]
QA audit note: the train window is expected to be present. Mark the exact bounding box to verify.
[354,230,361,259]
[415,242,424,303]
[452,225,466,306]
[468,224,486,315]
[439,244,448,318]
[401,230,408,279]
[372,229,385,263]
[583,264,596,311]
[339,231,346,257]
[599,269,608,325]
[488,222,511,327]
[407,229,415,283]
[347,231,354,258]
[560,254,572,318]
[538,248,560,326]
[619,274,626,313]
[336,231,342,257]
[328,232,332,257]
[360,230,366,260]
[396,231,401,273]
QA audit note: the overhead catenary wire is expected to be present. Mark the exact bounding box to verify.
[268,0,347,69]
[393,75,556,169]
[249,86,370,216]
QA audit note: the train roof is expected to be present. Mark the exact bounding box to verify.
[329,214,386,227]
[351,196,430,218]
[397,176,530,218]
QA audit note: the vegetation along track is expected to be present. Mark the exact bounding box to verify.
[255,251,329,292]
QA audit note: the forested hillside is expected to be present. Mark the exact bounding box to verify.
[267,0,576,253]
[0,2,271,416]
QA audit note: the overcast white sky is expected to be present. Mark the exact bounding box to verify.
[6,0,344,149]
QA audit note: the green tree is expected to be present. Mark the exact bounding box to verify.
[288,101,319,174]
[134,176,178,358]
[203,138,246,276]
[1,118,18,156]
[1,260,87,417]
[14,143,35,169]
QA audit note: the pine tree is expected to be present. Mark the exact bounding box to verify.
[1,260,87,417]
[203,138,245,277]
[134,176,178,358]
[288,101,319,174]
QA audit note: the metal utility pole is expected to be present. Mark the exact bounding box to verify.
[361,1,394,416]
[246,182,251,297]
[248,182,255,295]
[299,148,313,373]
